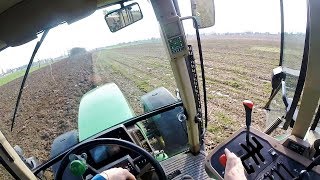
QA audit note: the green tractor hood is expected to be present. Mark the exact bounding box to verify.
[78,83,134,141]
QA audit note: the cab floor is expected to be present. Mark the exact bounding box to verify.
[160,151,210,180]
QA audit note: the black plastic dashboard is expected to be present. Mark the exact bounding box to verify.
[33,124,153,177]
[83,124,153,174]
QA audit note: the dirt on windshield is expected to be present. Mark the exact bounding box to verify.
[0,35,280,178]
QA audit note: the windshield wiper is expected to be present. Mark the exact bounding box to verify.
[11,29,50,131]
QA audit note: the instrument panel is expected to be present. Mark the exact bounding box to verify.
[205,127,320,180]
[84,125,152,175]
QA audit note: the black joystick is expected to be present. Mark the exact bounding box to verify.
[295,170,310,180]
[306,155,320,172]
[295,155,320,180]
[243,100,254,143]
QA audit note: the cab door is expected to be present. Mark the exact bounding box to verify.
[264,0,308,134]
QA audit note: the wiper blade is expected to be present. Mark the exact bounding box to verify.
[11,30,50,131]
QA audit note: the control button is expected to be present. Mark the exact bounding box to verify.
[70,159,87,176]
[219,154,227,167]
[268,149,278,158]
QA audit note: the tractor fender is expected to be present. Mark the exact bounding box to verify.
[141,87,188,156]
[78,83,134,141]
[50,130,80,179]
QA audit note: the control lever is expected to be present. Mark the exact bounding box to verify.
[243,100,253,143]
[311,139,320,158]
[295,155,320,180]
[306,155,320,172]
[219,153,227,167]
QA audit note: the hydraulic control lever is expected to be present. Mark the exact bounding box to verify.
[295,155,320,180]
[243,100,254,143]
[306,155,320,172]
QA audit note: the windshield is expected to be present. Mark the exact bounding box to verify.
[282,0,307,97]
[0,0,182,175]
[266,0,307,132]
[0,0,312,179]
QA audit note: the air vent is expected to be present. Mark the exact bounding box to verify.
[142,142,152,153]
[135,130,145,142]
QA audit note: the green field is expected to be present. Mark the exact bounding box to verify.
[0,66,44,86]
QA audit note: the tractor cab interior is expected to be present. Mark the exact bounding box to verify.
[0,0,320,180]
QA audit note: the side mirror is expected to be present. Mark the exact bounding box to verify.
[190,0,215,28]
[104,3,143,32]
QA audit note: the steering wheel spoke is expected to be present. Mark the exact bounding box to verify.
[87,164,100,176]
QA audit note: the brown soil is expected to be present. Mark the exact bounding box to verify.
[90,35,280,150]
[0,54,94,178]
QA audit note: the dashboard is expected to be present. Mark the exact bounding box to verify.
[82,124,154,176]
[36,114,320,180]
[36,103,185,179]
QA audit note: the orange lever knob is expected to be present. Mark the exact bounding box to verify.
[219,154,227,167]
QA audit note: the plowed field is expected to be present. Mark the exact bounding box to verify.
[0,35,280,178]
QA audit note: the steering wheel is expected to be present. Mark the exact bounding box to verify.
[55,138,167,180]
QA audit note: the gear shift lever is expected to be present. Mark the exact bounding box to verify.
[243,100,254,143]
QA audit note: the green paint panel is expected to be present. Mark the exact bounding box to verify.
[78,83,134,141]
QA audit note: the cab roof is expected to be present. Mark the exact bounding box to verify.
[0,0,126,51]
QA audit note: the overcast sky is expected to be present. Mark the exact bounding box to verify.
[0,0,307,71]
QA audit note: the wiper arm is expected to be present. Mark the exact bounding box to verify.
[11,30,50,131]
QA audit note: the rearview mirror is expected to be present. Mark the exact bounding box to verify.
[104,3,143,32]
[190,0,215,28]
